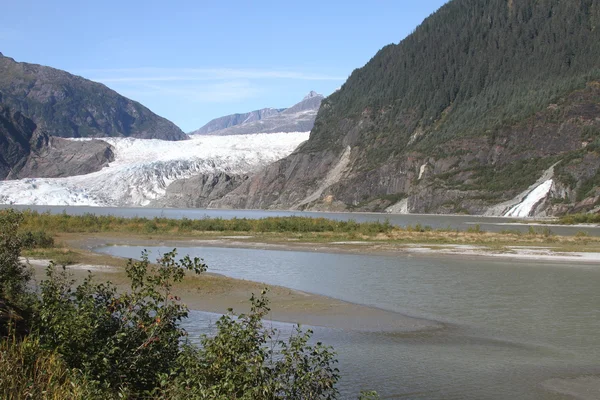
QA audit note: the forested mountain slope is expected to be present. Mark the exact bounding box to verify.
[215,0,600,216]
[0,53,186,140]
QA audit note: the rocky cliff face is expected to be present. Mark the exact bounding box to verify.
[190,92,324,136]
[150,172,248,208]
[10,137,114,179]
[0,105,114,180]
[0,105,42,179]
[213,0,600,217]
[0,53,186,140]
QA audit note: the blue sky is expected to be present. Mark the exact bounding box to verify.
[0,0,448,132]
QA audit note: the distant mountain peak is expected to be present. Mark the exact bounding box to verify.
[303,91,322,100]
[191,92,324,136]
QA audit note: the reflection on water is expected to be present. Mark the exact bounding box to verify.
[4,203,600,236]
[98,245,600,399]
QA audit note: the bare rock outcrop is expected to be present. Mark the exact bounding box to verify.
[0,105,114,180]
[150,172,248,208]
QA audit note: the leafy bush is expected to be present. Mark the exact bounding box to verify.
[1,209,351,399]
[18,230,55,249]
[18,211,396,236]
[0,210,32,304]
[35,250,207,395]
[157,292,339,399]
[557,213,600,224]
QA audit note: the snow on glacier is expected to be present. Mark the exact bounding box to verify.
[0,132,309,207]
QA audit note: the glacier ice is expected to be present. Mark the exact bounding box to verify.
[0,132,309,207]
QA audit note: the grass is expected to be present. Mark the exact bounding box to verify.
[0,335,101,399]
[19,210,395,236]
[555,213,600,225]
[10,209,600,259]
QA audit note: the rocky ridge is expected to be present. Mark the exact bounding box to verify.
[192,108,285,135]
[0,53,186,141]
[190,92,324,136]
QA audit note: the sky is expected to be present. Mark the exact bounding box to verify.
[0,0,448,132]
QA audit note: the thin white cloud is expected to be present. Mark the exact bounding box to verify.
[77,66,345,105]
[78,67,345,83]
[115,80,261,104]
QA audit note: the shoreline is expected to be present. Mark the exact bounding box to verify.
[21,253,443,334]
[73,233,600,266]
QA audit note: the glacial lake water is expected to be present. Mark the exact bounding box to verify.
[97,244,600,400]
[4,204,600,237]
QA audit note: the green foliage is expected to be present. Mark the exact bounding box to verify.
[461,157,557,195]
[0,210,31,304]
[19,210,395,236]
[576,169,600,201]
[35,250,207,395]
[18,230,55,249]
[557,213,600,224]
[358,391,381,400]
[526,226,554,236]
[405,223,432,233]
[157,291,339,399]
[467,224,483,234]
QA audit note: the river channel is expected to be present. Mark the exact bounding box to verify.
[96,244,600,399]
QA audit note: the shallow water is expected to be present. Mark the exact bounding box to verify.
[98,245,600,399]
[4,204,600,236]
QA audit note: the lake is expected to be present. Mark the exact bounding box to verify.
[97,244,600,399]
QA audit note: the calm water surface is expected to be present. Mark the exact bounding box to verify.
[4,204,600,236]
[98,245,600,399]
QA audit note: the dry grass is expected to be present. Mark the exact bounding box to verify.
[0,335,98,400]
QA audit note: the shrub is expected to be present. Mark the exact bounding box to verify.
[156,291,339,399]
[18,230,55,249]
[467,224,483,234]
[35,250,207,395]
[0,210,31,304]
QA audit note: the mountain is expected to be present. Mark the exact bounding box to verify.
[0,105,113,180]
[0,53,186,140]
[190,91,324,136]
[214,0,600,217]
[192,108,285,134]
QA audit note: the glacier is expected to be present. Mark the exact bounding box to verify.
[0,132,309,207]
